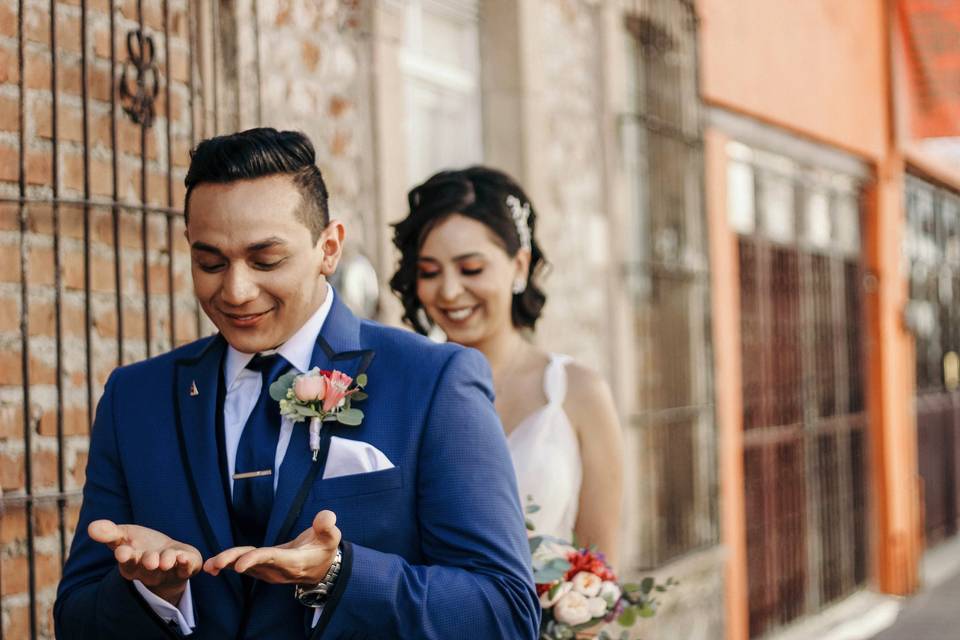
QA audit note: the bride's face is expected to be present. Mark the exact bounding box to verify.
[416,214,526,347]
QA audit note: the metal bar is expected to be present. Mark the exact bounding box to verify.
[212,0,220,134]
[109,0,124,367]
[138,0,152,359]
[0,195,183,216]
[0,490,85,508]
[50,0,69,570]
[18,1,37,634]
[164,0,175,351]
[81,0,94,433]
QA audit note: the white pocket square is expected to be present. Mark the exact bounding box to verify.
[322,436,395,479]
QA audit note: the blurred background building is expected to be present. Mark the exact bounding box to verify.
[1,0,959,639]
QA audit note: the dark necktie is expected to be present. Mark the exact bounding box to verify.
[232,353,290,547]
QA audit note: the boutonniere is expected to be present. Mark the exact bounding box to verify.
[269,369,369,461]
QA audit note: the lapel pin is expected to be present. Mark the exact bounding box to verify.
[189,381,199,397]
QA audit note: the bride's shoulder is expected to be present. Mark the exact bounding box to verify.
[560,359,618,430]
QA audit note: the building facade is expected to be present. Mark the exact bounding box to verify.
[0,1,724,638]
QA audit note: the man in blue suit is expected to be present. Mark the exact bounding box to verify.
[54,128,539,639]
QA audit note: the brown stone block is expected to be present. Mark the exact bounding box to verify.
[91,112,114,150]
[90,157,114,198]
[93,24,112,60]
[34,501,61,537]
[35,546,63,590]
[122,303,145,340]
[28,297,56,337]
[38,405,90,438]
[0,44,20,86]
[147,170,171,207]
[58,203,87,240]
[0,93,18,132]
[24,50,52,91]
[25,149,54,185]
[62,151,86,193]
[93,302,117,339]
[24,4,51,46]
[27,244,56,286]
[0,240,22,283]
[0,450,25,492]
[0,293,19,332]
[0,142,19,182]
[175,308,199,345]
[59,63,83,97]
[26,203,53,234]
[0,504,27,544]
[62,295,87,339]
[70,449,88,487]
[56,12,83,54]
[0,3,16,38]
[89,64,113,102]
[29,353,57,386]
[169,46,189,84]
[0,202,18,230]
[91,252,117,293]
[1,554,28,596]
[0,402,24,439]
[32,448,60,489]
[3,602,29,640]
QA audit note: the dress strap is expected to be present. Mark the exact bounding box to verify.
[543,354,573,406]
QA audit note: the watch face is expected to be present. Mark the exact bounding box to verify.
[298,589,327,608]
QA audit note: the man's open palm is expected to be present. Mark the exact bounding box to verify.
[203,510,341,584]
[88,519,202,604]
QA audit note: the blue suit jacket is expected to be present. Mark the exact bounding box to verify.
[54,293,539,639]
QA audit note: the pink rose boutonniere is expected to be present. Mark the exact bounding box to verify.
[269,368,369,460]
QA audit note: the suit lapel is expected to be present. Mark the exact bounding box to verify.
[173,335,235,554]
[262,293,375,547]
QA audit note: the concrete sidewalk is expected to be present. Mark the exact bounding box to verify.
[870,535,960,640]
[870,571,960,640]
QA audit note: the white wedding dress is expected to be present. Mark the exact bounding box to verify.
[507,353,581,541]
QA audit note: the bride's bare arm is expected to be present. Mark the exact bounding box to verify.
[564,362,625,569]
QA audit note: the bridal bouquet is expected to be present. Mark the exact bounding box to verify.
[528,507,674,639]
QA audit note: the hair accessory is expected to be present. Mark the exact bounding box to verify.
[506,195,532,252]
[512,277,527,295]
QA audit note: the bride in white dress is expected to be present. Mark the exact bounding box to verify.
[390,167,624,562]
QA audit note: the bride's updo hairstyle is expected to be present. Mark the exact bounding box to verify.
[391,166,548,335]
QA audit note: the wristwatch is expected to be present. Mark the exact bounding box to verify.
[294,548,342,608]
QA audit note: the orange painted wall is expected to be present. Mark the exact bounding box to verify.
[698,0,888,161]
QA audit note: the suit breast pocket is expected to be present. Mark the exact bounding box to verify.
[312,466,403,500]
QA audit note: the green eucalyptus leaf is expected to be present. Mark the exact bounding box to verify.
[526,504,541,514]
[641,577,655,594]
[351,391,368,402]
[639,604,656,618]
[336,408,364,426]
[526,519,536,532]
[269,372,299,402]
[616,605,637,627]
[355,373,368,387]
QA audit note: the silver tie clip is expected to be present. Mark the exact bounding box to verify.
[232,469,273,480]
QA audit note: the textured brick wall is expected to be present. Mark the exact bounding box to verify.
[0,1,199,637]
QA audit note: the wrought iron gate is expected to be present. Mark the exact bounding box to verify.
[905,174,960,547]
[730,143,869,637]
[0,2,242,637]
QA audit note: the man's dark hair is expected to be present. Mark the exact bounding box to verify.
[183,128,330,242]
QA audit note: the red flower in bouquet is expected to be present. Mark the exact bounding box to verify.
[564,548,617,584]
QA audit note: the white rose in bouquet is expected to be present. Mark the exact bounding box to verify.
[571,570,603,598]
[539,581,573,609]
[598,580,621,606]
[586,596,609,619]
[553,591,593,627]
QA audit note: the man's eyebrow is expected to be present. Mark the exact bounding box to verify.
[190,241,223,255]
[189,238,288,254]
[246,237,288,252]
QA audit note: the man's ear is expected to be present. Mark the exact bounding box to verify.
[317,220,346,277]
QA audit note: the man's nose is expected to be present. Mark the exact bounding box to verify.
[220,264,259,305]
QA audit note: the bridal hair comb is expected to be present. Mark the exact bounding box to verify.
[506,195,532,252]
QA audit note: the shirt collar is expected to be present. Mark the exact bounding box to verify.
[223,283,334,390]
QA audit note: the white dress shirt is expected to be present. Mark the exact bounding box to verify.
[135,285,334,634]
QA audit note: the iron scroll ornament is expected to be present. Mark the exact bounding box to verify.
[119,29,160,128]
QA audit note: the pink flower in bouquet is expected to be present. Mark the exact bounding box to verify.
[553,591,592,626]
[321,370,353,412]
[293,373,327,402]
[571,571,603,598]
